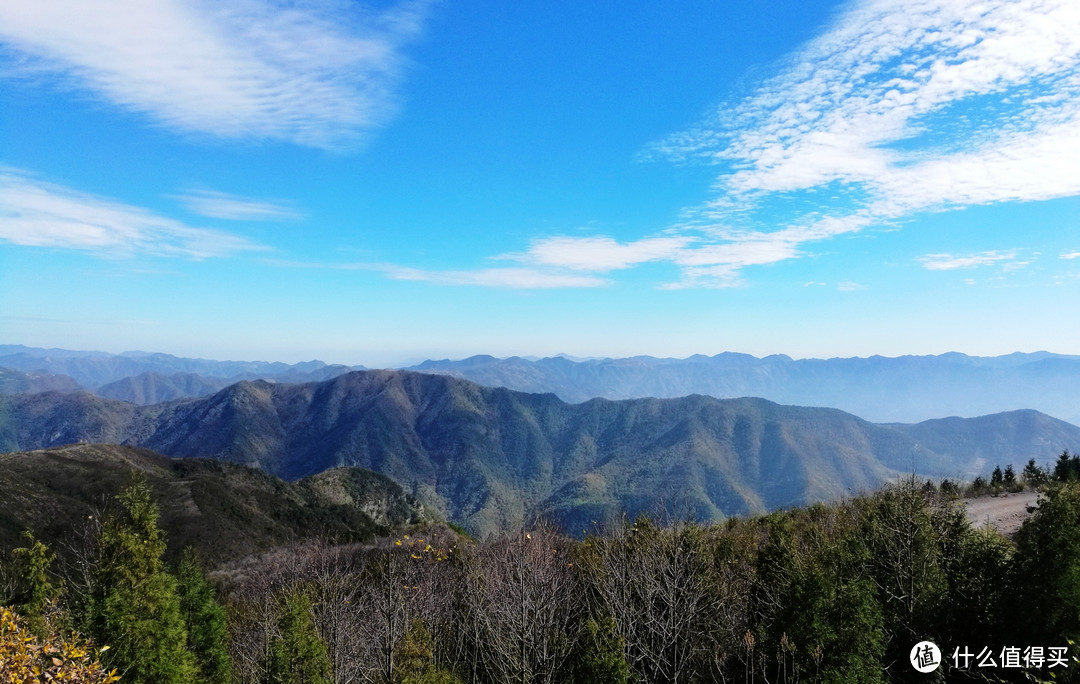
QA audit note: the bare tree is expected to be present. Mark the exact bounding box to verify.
[467,523,582,684]
[587,516,723,684]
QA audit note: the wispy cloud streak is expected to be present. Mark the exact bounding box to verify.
[918,251,1017,270]
[403,0,1080,290]
[176,190,302,221]
[0,169,264,258]
[263,257,608,289]
[0,0,428,147]
[636,0,1080,287]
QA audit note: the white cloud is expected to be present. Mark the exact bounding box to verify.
[0,169,264,258]
[640,0,1080,285]
[176,190,302,221]
[261,257,609,289]
[379,265,609,289]
[917,251,1017,270]
[505,235,692,272]
[1061,251,1080,259]
[0,0,427,147]
[377,0,1080,290]
[837,281,866,291]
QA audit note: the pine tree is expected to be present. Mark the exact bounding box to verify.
[991,465,1004,490]
[176,547,233,684]
[1023,458,1047,486]
[262,588,333,684]
[1003,464,1017,491]
[396,618,463,684]
[1054,450,1076,482]
[91,475,197,683]
[11,530,61,637]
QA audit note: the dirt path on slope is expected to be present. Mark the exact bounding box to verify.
[962,490,1041,537]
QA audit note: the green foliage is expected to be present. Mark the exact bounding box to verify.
[91,474,197,683]
[10,529,61,637]
[1024,458,1049,486]
[857,481,948,677]
[750,506,886,684]
[1054,450,1080,482]
[395,619,463,684]
[176,547,233,684]
[940,527,1013,648]
[568,617,632,684]
[991,465,1004,490]
[1004,464,1017,490]
[262,588,333,684]
[939,478,959,498]
[1011,484,1080,646]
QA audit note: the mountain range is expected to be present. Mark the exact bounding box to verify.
[3,369,1078,538]
[0,344,364,394]
[408,351,1080,424]
[3,345,1080,425]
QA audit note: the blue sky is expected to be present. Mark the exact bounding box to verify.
[2,0,1079,367]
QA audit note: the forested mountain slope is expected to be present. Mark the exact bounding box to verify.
[2,370,1078,537]
[0,443,428,565]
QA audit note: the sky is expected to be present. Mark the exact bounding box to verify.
[2,0,1079,367]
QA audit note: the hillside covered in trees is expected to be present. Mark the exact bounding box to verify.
[4,370,1080,538]
[4,448,1080,682]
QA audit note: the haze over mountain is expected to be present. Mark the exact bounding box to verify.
[0,344,364,392]
[409,352,1080,425]
[3,370,1077,537]
[4,345,1080,425]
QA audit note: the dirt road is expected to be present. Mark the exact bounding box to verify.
[962,490,1041,537]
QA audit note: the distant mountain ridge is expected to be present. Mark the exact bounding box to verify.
[5,345,1080,424]
[0,344,365,403]
[407,351,1080,424]
[2,370,1078,537]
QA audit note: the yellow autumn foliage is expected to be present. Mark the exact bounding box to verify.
[0,606,119,683]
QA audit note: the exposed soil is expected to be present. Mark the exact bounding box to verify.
[962,490,1041,538]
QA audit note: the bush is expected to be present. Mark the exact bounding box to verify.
[0,605,119,683]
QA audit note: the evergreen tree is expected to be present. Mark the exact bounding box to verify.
[262,588,332,684]
[568,617,631,684]
[176,547,233,684]
[1053,450,1077,482]
[991,465,1004,490]
[10,530,61,637]
[91,475,197,683]
[1003,464,1017,491]
[1010,483,1080,646]
[396,619,463,684]
[1022,458,1047,486]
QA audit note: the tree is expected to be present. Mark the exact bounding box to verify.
[991,466,1004,491]
[10,530,61,637]
[567,617,631,684]
[395,619,463,684]
[1053,450,1079,482]
[176,547,233,684]
[262,588,333,684]
[90,475,196,683]
[1010,483,1080,645]
[1003,464,1017,491]
[1023,458,1047,487]
[468,525,583,684]
[858,480,948,679]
